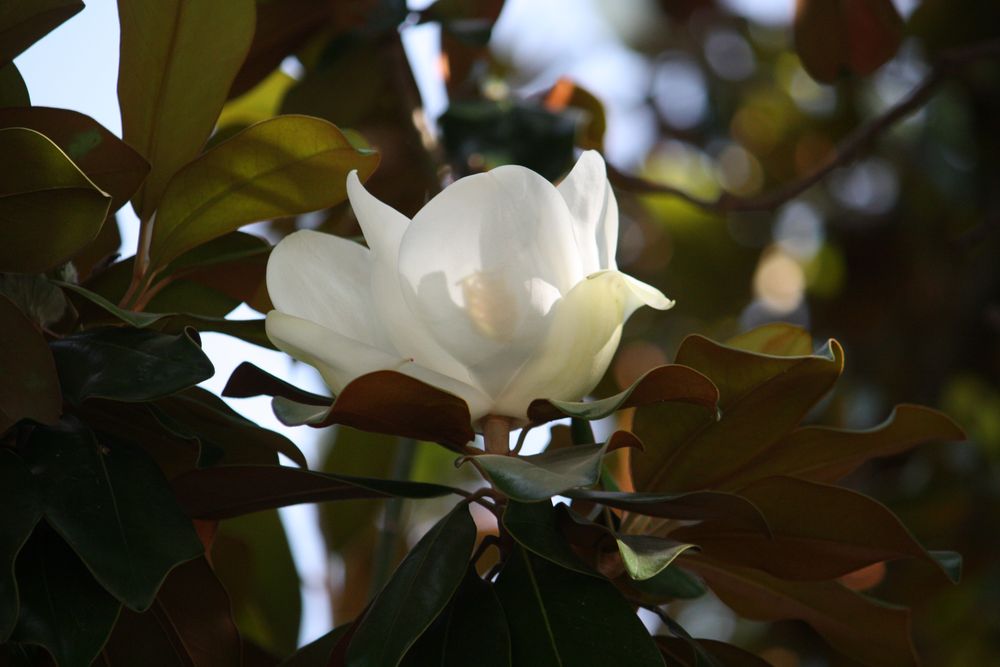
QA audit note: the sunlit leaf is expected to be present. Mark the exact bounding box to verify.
[23,422,203,610]
[49,326,214,405]
[0,107,150,211]
[10,525,120,667]
[0,450,42,641]
[616,535,697,582]
[683,556,918,667]
[116,0,256,219]
[494,546,664,667]
[0,0,83,66]
[150,115,379,269]
[528,364,718,424]
[0,127,111,273]
[347,503,477,667]
[0,295,61,432]
[726,322,813,356]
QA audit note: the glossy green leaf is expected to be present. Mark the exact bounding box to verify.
[0,450,42,641]
[59,281,273,348]
[116,0,255,219]
[0,107,150,211]
[568,489,769,534]
[347,503,477,667]
[0,0,83,66]
[49,326,214,405]
[632,334,844,493]
[472,432,639,502]
[10,525,121,667]
[726,322,813,356]
[528,364,718,424]
[102,557,241,667]
[684,556,918,667]
[629,563,707,601]
[150,115,379,268]
[494,547,664,667]
[502,501,597,577]
[616,536,697,582]
[0,63,29,107]
[0,295,61,432]
[718,405,966,489]
[171,464,459,519]
[213,511,301,656]
[23,423,203,610]
[272,396,331,426]
[672,476,958,582]
[402,568,511,667]
[0,127,112,272]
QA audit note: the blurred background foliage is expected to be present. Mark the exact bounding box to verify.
[3,0,999,664]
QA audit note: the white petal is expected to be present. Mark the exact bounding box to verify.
[347,170,479,385]
[265,311,492,419]
[397,164,584,395]
[491,270,673,419]
[557,150,619,271]
[266,229,387,348]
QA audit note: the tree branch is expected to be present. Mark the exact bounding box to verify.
[608,38,1000,214]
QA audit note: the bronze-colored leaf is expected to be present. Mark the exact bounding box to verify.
[794,0,904,83]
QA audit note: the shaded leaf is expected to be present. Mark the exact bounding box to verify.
[0,273,70,330]
[628,564,707,601]
[502,501,597,577]
[59,280,273,348]
[23,422,203,610]
[494,547,664,667]
[471,432,639,502]
[683,556,918,667]
[0,107,150,211]
[171,464,458,519]
[719,404,965,488]
[528,364,718,424]
[726,322,813,356]
[656,637,772,667]
[0,127,112,273]
[223,360,330,405]
[117,0,255,218]
[0,295,61,432]
[617,535,697,582]
[10,524,121,667]
[281,625,351,666]
[632,335,844,493]
[0,62,29,107]
[347,503,477,667]
[795,0,904,83]
[569,489,769,534]
[672,476,957,582]
[402,567,511,667]
[0,0,83,66]
[0,450,42,641]
[102,557,241,667]
[49,326,214,405]
[150,115,379,269]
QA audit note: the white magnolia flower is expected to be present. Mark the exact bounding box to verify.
[265,151,673,426]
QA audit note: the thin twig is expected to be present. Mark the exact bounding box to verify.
[609,38,1000,214]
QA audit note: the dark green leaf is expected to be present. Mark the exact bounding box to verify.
[567,489,770,534]
[0,0,84,66]
[0,295,61,432]
[23,422,203,610]
[102,557,241,667]
[402,568,511,667]
[347,503,477,667]
[656,637,771,667]
[502,501,597,577]
[0,62,29,107]
[528,364,718,424]
[683,556,918,667]
[49,326,214,405]
[0,450,42,641]
[170,464,459,519]
[59,281,274,348]
[116,0,256,219]
[0,107,150,211]
[150,115,379,269]
[223,360,330,405]
[0,274,70,330]
[282,625,351,667]
[632,334,844,493]
[10,524,121,667]
[929,550,963,583]
[0,127,112,273]
[616,535,697,582]
[629,564,707,601]
[471,432,640,502]
[494,547,664,667]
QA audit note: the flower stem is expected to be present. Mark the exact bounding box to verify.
[482,415,512,455]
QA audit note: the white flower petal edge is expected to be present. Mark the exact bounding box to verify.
[557,150,620,273]
[491,270,673,418]
[265,310,493,419]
